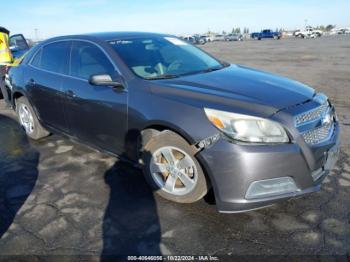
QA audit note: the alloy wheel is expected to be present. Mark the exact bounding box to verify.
[150,146,198,195]
[18,104,35,134]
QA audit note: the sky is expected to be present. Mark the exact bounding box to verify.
[1,0,350,39]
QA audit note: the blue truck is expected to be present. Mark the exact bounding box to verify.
[251,29,281,40]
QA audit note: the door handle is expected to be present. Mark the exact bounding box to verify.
[66,90,76,98]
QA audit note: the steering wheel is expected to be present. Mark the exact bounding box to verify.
[167,59,183,73]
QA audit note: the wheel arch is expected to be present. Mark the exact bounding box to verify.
[11,90,25,108]
[140,122,213,185]
[141,121,197,146]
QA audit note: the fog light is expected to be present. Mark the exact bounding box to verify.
[245,177,299,200]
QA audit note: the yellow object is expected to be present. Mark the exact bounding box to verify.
[11,53,27,67]
[0,31,13,65]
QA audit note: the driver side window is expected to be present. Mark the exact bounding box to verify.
[70,41,115,80]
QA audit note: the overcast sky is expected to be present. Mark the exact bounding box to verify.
[2,0,350,39]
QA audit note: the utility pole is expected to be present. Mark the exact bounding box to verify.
[34,28,39,41]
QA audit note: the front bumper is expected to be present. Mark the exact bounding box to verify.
[197,122,340,213]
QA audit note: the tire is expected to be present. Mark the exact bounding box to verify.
[16,96,50,140]
[142,130,209,203]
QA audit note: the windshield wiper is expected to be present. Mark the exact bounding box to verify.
[145,74,178,80]
[200,66,223,73]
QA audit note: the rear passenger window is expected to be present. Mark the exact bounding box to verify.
[31,49,42,67]
[33,41,70,74]
[70,41,115,80]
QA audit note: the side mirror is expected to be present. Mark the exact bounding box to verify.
[89,74,123,88]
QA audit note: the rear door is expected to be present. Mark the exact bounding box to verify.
[25,41,70,132]
[62,40,128,154]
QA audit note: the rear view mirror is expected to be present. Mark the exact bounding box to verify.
[89,74,123,88]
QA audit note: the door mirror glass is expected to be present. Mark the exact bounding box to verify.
[89,74,123,87]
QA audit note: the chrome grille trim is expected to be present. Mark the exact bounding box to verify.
[302,122,334,145]
[295,102,329,126]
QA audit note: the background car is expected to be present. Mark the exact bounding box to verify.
[251,29,281,40]
[200,35,213,42]
[294,26,323,38]
[181,36,205,45]
[213,34,226,41]
[225,33,243,41]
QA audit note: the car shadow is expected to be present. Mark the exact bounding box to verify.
[101,130,161,258]
[0,114,39,237]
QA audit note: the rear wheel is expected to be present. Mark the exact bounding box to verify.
[142,130,209,203]
[16,96,50,140]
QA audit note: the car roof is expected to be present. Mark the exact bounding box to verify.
[86,31,171,40]
[45,31,173,43]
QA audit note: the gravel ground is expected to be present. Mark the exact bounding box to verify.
[0,36,349,259]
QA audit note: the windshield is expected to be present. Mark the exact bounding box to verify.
[108,36,224,79]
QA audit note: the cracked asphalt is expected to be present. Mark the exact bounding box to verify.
[0,36,349,258]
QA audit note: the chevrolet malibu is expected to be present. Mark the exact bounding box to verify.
[8,32,340,213]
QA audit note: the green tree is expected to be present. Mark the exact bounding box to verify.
[325,24,336,31]
[235,28,241,34]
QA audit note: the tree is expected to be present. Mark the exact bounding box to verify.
[325,24,336,31]
[231,27,236,34]
[235,28,241,34]
[222,30,227,35]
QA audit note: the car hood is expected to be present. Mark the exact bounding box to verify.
[158,64,315,112]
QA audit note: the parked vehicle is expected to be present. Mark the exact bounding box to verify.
[194,35,206,45]
[8,32,340,213]
[251,29,281,40]
[330,28,350,35]
[1,34,29,99]
[181,36,205,45]
[294,26,323,38]
[200,35,214,42]
[225,34,243,41]
[213,34,226,41]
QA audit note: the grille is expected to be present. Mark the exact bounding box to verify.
[302,123,333,145]
[295,102,329,126]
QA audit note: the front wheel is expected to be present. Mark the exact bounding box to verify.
[16,96,50,140]
[142,130,209,203]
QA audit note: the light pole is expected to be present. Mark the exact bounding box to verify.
[34,28,39,41]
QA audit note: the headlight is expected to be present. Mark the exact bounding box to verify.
[204,108,289,143]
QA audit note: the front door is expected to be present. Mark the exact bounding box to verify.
[62,40,128,154]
